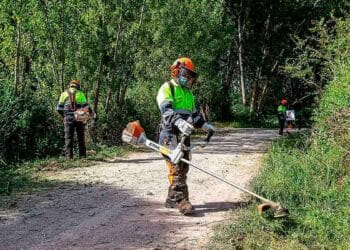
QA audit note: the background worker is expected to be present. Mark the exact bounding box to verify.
[57,80,93,159]
[277,99,288,135]
[156,57,215,215]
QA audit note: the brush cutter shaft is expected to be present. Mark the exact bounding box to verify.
[145,139,170,155]
[145,139,183,164]
[122,121,278,208]
[143,137,278,207]
[142,135,278,206]
[180,158,279,207]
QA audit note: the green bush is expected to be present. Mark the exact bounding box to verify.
[0,82,63,166]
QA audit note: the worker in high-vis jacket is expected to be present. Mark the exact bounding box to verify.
[57,80,93,159]
[156,57,215,215]
[277,99,288,135]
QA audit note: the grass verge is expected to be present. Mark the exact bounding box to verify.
[209,131,350,249]
[209,37,350,249]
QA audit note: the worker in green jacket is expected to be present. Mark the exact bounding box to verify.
[277,99,288,135]
[57,80,93,159]
[156,57,215,215]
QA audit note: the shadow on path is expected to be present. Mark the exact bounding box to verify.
[191,201,251,217]
[0,181,246,249]
[0,182,176,249]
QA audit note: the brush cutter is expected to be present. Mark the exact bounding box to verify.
[122,121,289,218]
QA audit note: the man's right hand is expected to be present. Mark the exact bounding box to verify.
[174,118,194,136]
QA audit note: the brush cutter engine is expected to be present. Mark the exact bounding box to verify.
[121,121,147,146]
[122,121,185,164]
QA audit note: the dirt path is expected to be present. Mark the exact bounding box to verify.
[0,128,278,250]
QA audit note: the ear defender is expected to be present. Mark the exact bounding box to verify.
[170,60,181,78]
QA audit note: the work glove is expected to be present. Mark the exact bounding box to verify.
[174,118,194,136]
[202,122,216,133]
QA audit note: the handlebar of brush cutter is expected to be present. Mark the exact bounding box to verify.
[172,130,214,163]
[190,129,215,150]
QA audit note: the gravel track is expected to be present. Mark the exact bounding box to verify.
[0,128,278,250]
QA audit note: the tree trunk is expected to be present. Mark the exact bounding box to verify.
[90,56,103,143]
[110,4,124,112]
[118,72,129,108]
[94,56,103,115]
[237,0,246,105]
[14,20,22,96]
[42,0,60,90]
[105,89,112,114]
[257,81,268,113]
[249,10,271,115]
[249,79,258,115]
[256,48,284,114]
[139,1,145,27]
[60,0,66,91]
[221,48,234,120]
[113,4,123,62]
[249,47,266,115]
[50,39,61,91]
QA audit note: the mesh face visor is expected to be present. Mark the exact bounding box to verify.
[179,67,197,79]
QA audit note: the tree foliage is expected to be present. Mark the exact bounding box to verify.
[0,0,348,165]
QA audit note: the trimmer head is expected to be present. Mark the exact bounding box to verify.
[273,206,289,218]
[258,203,289,218]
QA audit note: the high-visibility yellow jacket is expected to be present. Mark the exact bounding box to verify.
[278,105,287,113]
[156,79,205,131]
[277,104,287,120]
[56,87,91,117]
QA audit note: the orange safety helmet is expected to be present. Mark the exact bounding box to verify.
[170,57,197,78]
[281,99,288,105]
[70,80,81,88]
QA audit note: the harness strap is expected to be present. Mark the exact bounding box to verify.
[67,90,77,111]
[167,81,175,99]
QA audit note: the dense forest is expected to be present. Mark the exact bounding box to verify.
[0,0,349,165]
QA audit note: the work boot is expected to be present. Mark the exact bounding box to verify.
[164,198,177,208]
[165,185,177,209]
[177,199,194,215]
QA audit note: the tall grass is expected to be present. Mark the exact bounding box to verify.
[209,18,350,249]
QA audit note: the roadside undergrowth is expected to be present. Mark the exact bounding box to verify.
[209,50,350,248]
